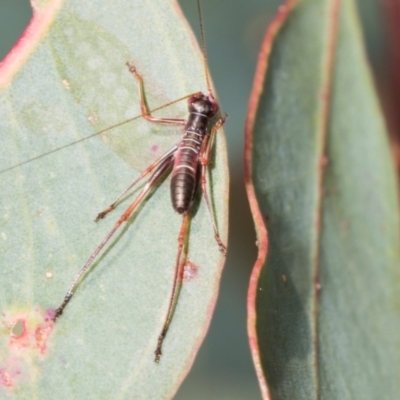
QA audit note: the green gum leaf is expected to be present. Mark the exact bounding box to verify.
[0,0,228,398]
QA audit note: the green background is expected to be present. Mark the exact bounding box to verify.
[0,0,388,398]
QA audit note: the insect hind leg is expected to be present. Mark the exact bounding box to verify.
[53,154,174,322]
[95,145,177,221]
[154,211,191,363]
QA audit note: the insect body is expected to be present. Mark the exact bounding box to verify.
[52,62,227,362]
[171,93,218,214]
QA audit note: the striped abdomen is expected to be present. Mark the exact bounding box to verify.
[171,112,209,214]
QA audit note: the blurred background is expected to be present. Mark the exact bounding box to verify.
[0,0,394,398]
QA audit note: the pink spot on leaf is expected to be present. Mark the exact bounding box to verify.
[183,262,199,281]
[0,368,12,388]
[9,319,29,350]
[45,308,57,322]
[0,308,56,390]
[35,320,54,355]
[151,144,159,153]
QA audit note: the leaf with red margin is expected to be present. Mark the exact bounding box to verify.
[245,0,400,399]
[0,0,228,398]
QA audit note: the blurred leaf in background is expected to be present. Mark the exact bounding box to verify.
[245,0,400,399]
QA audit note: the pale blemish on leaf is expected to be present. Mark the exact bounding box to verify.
[45,271,53,279]
[62,79,70,90]
[0,368,12,388]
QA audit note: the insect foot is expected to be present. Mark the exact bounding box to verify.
[215,235,227,255]
[154,330,167,363]
[95,205,115,222]
[52,293,73,322]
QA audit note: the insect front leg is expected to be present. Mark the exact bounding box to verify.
[96,145,178,221]
[199,115,228,254]
[154,211,191,363]
[126,62,190,126]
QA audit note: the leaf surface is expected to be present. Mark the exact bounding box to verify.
[0,0,228,398]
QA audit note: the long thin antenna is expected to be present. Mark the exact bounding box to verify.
[196,0,212,92]
[0,92,199,176]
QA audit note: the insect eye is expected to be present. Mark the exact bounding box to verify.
[212,102,219,115]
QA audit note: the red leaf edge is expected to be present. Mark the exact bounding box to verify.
[0,0,63,88]
[243,1,299,399]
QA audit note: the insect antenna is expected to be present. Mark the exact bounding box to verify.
[196,0,212,93]
[0,92,198,176]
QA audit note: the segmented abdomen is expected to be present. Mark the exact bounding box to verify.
[171,131,203,214]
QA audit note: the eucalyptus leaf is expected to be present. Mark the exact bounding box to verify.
[245,0,400,398]
[0,0,228,398]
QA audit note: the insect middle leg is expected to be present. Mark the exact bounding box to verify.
[199,115,228,254]
[52,153,174,321]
